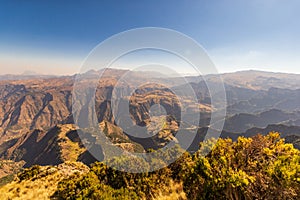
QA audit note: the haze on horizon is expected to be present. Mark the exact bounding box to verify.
[1,1,300,75]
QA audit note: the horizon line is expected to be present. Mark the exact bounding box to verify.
[0,68,300,77]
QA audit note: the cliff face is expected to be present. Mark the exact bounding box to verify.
[1,70,300,167]
[0,78,73,140]
[0,72,194,166]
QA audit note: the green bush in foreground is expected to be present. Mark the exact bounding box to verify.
[18,165,41,181]
[52,132,299,200]
[52,172,138,200]
[184,132,300,200]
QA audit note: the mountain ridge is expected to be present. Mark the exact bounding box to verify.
[0,69,299,168]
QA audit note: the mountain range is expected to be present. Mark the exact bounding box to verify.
[0,69,299,168]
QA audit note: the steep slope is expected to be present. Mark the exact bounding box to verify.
[0,162,89,200]
[0,69,300,168]
[1,124,84,167]
[0,78,73,141]
[227,87,300,114]
[223,109,300,132]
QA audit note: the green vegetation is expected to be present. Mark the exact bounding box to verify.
[0,174,14,187]
[52,132,300,200]
[18,165,41,181]
[57,125,86,162]
[53,172,139,200]
[183,133,300,199]
[0,162,89,200]
[0,160,25,187]
[0,132,299,200]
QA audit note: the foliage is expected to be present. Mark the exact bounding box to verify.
[17,165,41,181]
[52,171,138,200]
[90,156,173,198]
[1,132,299,200]
[52,133,300,200]
[183,132,300,200]
[0,174,14,187]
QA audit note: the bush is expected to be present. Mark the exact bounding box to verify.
[18,165,41,181]
[51,132,300,200]
[183,132,300,200]
[52,171,138,200]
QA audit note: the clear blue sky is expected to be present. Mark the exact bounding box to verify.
[0,0,300,74]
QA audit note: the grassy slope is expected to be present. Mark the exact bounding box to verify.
[0,162,89,200]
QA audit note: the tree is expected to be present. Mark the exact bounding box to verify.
[183,132,300,200]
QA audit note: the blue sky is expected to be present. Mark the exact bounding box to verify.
[0,0,300,74]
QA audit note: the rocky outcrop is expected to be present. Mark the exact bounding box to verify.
[1,69,300,167]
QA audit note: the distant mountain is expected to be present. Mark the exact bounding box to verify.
[223,109,300,132]
[0,69,299,167]
[21,70,40,76]
[244,124,300,149]
[227,87,300,114]
[0,74,57,81]
[215,70,300,90]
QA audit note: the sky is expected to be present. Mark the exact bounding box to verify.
[0,0,300,75]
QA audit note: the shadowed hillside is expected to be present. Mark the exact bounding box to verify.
[0,69,300,168]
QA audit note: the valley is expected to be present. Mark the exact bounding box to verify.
[0,69,299,168]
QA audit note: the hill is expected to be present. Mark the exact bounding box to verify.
[0,133,298,200]
[0,69,299,171]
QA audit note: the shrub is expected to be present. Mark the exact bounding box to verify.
[17,165,41,181]
[52,171,138,200]
[183,133,300,200]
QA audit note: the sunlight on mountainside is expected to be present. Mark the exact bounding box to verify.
[0,133,298,200]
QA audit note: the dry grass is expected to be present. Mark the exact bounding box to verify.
[153,180,187,200]
[0,160,25,178]
[0,162,88,200]
[57,124,85,162]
